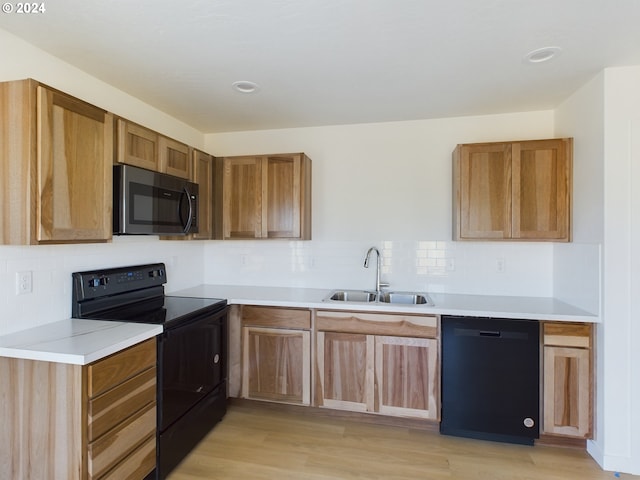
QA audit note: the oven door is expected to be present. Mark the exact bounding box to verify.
[158,307,227,432]
[113,164,199,235]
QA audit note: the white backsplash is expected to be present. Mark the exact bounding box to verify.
[0,237,601,337]
[203,240,556,296]
[0,237,205,335]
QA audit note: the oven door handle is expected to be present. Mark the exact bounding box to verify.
[179,187,194,234]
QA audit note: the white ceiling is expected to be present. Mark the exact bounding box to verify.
[2,0,640,133]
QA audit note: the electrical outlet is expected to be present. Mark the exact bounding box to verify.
[446,258,456,271]
[496,258,506,273]
[16,271,33,295]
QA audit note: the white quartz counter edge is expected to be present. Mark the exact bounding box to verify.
[0,319,162,365]
[171,285,599,323]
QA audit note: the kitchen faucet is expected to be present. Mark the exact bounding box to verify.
[364,247,389,297]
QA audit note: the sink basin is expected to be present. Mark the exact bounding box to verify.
[325,290,377,302]
[378,291,434,306]
[323,289,433,306]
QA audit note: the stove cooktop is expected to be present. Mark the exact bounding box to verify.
[81,295,227,327]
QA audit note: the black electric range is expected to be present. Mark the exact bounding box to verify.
[72,263,228,479]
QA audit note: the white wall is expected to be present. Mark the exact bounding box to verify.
[203,113,561,295]
[554,66,640,475]
[600,66,640,474]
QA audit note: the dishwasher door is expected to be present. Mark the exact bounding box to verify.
[440,316,539,445]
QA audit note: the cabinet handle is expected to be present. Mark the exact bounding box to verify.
[213,353,220,364]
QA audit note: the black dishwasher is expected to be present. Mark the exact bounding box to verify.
[440,316,539,445]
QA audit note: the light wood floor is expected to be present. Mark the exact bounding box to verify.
[169,402,636,480]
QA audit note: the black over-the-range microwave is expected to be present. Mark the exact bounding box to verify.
[113,164,199,236]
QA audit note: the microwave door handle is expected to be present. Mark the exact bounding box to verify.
[181,187,194,233]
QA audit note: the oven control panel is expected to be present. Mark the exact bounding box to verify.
[72,263,167,302]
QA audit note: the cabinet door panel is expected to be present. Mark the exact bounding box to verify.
[191,150,213,239]
[159,136,190,179]
[265,155,300,238]
[37,87,112,242]
[116,119,159,171]
[223,156,262,239]
[456,143,512,239]
[375,336,439,420]
[242,327,310,405]
[512,139,570,239]
[317,331,374,412]
[543,346,591,437]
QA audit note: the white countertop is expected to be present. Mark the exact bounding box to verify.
[171,284,599,322]
[0,319,162,365]
[0,285,597,366]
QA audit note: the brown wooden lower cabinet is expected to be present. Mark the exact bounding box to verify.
[241,306,312,405]
[0,338,157,480]
[375,335,439,419]
[542,322,593,438]
[315,310,440,420]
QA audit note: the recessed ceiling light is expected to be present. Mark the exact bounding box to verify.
[232,81,259,93]
[524,47,562,64]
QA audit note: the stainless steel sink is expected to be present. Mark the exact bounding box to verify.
[378,291,434,306]
[323,289,433,306]
[326,290,377,302]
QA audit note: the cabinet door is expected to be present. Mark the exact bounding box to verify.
[375,336,439,420]
[116,119,159,171]
[512,139,571,240]
[454,142,512,239]
[543,345,592,437]
[316,331,374,412]
[191,149,213,239]
[159,136,191,179]
[37,86,113,242]
[222,156,262,239]
[265,154,302,238]
[242,327,310,405]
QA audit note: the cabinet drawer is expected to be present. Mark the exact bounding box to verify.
[242,306,311,329]
[88,367,156,441]
[88,339,156,398]
[543,323,591,348]
[88,403,156,479]
[316,311,438,338]
[95,434,156,480]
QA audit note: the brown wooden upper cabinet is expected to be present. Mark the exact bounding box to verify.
[116,118,191,179]
[453,138,572,241]
[217,153,312,240]
[0,79,113,244]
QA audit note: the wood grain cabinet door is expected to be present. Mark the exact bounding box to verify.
[191,149,213,239]
[454,142,512,240]
[242,326,310,405]
[116,119,159,171]
[375,336,439,420]
[222,156,262,239]
[159,135,191,179]
[512,139,571,240]
[543,345,592,438]
[316,331,374,412]
[264,154,301,238]
[37,86,113,242]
